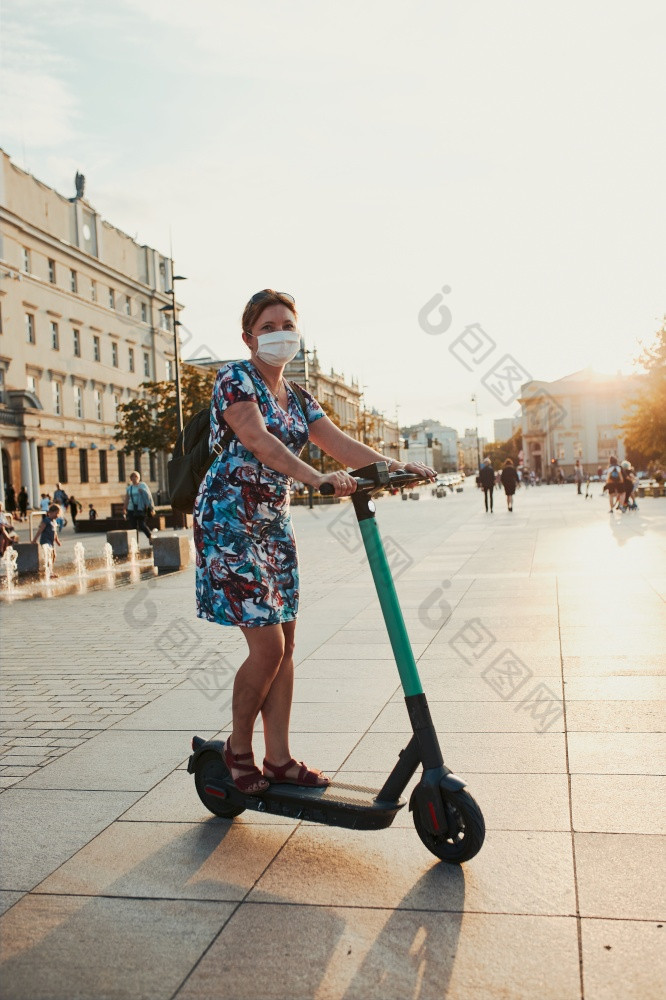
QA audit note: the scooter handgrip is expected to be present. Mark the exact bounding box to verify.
[319,483,335,496]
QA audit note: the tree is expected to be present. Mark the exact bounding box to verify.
[114,363,217,453]
[621,318,666,469]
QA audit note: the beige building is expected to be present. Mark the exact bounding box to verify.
[458,427,487,474]
[0,150,177,514]
[519,368,642,478]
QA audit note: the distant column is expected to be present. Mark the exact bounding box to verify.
[29,440,40,509]
[0,438,5,502]
[20,439,33,505]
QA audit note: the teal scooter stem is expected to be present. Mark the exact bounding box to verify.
[188,461,485,864]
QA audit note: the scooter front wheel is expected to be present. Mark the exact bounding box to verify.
[412,787,485,864]
[194,751,246,819]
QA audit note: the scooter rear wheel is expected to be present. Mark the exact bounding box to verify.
[412,788,485,864]
[194,751,246,819]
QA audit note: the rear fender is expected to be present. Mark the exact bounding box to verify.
[187,738,225,774]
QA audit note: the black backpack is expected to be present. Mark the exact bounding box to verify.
[167,371,307,514]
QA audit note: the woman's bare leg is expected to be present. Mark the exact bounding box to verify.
[261,620,329,786]
[261,620,296,763]
[231,623,285,757]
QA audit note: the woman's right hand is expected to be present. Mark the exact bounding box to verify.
[317,470,357,497]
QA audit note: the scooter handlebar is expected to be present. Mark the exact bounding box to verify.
[319,470,427,496]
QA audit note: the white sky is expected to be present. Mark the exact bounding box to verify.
[1,0,664,438]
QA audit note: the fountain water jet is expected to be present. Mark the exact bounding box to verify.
[2,547,18,595]
[42,543,54,583]
[73,541,87,578]
[102,542,114,571]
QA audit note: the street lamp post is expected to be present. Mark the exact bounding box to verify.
[159,262,187,438]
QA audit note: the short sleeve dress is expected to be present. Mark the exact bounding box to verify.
[193,359,324,628]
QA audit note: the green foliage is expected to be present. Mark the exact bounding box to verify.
[622,318,666,468]
[114,363,217,453]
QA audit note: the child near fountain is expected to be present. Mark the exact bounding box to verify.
[32,503,62,577]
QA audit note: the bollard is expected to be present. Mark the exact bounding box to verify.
[106,530,134,558]
[15,542,43,575]
[151,535,191,571]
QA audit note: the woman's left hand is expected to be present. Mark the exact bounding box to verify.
[403,461,436,481]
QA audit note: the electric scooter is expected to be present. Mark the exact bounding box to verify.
[188,462,485,864]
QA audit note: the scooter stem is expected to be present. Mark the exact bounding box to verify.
[357,507,424,698]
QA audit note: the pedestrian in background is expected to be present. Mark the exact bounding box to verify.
[32,503,62,576]
[478,458,495,513]
[68,495,82,525]
[123,471,155,542]
[17,486,29,522]
[605,456,623,512]
[5,484,17,519]
[500,458,519,512]
[574,459,584,495]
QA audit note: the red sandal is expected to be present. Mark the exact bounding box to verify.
[223,739,269,794]
[263,757,330,787]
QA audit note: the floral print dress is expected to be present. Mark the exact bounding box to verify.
[194,360,324,628]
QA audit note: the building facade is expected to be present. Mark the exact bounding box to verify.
[458,427,487,474]
[519,369,641,478]
[493,416,521,442]
[0,150,177,514]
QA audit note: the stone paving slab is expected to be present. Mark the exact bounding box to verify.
[0,895,236,1000]
[175,904,581,1000]
[1,486,665,999]
[581,918,666,1000]
[0,788,141,891]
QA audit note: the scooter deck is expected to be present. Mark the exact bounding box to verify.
[241,779,406,830]
[189,738,406,831]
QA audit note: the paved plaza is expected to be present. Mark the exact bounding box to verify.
[0,483,664,1000]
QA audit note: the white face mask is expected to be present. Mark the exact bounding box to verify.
[254,329,301,366]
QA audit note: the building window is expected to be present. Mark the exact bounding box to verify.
[48,259,56,283]
[108,288,115,309]
[128,347,135,372]
[117,451,126,482]
[159,310,171,332]
[93,335,101,362]
[140,302,148,323]
[111,341,118,367]
[27,374,37,394]
[79,448,89,483]
[74,385,83,419]
[99,449,108,483]
[50,321,59,350]
[22,247,30,273]
[149,452,157,481]
[94,388,103,421]
[0,369,5,403]
[52,381,62,416]
[26,313,36,344]
[91,280,97,302]
[57,447,68,483]
[165,359,172,380]
[124,295,131,316]
[73,329,81,357]
[112,393,120,421]
[70,269,78,293]
[143,352,151,378]
[37,446,45,484]
[133,450,142,476]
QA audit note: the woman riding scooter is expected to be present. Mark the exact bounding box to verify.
[194,289,433,795]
